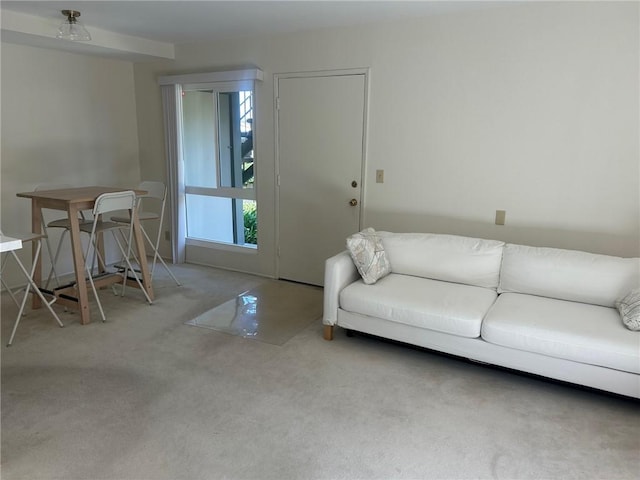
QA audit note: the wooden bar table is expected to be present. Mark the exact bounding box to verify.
[17,186,154,324]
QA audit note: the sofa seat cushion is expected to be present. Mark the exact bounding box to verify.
[482,293,640,374]
[339,273,498,338]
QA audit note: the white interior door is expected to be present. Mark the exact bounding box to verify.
[277,72,366,286]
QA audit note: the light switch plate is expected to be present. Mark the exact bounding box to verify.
[376,170,384,183]
[495,210,506,226]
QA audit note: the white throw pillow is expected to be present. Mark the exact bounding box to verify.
[346,228,391,285]
[616,289,640,331]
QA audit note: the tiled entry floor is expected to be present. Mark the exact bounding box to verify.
[185,280,323,345]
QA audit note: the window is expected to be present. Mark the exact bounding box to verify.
[181,83,257,247]
[159,68,263,262]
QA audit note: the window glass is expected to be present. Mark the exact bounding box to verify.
[182,90,217,189]
[218,91,254,189]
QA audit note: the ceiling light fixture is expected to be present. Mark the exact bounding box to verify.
[56,10,91,41]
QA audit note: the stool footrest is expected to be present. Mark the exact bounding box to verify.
[114,263,142,274]
[53,281,77,291]
[58,293,79,303]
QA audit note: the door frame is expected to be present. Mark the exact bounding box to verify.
[273,68,370,280]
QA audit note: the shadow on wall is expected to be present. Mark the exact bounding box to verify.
[365,210,640,258]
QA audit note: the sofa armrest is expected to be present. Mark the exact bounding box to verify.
[323,250,360,326]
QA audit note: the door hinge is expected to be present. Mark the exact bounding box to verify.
[277,174,280,186]
[277,245,281,257]
[276,97,280,110]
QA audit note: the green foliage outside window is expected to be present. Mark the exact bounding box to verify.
[243,201,257,245]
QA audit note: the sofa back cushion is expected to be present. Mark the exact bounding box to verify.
[498,244,640,307]
[378,232,505,289]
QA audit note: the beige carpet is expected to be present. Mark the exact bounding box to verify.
[185,281,323,345]
[1,263,639,480]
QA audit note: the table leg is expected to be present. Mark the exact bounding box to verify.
[68,204,91,324]
[31,198,43,309]
[131,209,154,301]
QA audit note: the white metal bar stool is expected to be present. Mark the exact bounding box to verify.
[1,231,64,346]
[80,191,153,322]
[111,181,181,286]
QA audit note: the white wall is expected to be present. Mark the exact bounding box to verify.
[134,2,639,278]
[1,42,140,286]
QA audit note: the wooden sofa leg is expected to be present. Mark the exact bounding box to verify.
[323,325,334,341]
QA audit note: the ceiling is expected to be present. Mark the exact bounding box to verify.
[1,1,501,44]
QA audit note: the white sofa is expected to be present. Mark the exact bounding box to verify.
[323,232,640,398]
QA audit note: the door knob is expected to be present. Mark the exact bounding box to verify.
[349,198,358,207]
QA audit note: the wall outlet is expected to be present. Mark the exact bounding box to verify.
[376,169,384,183]
[164,230,171,241]
[495,210,506,226]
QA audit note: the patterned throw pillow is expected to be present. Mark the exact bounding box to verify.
[616,289,640,331]
[346,227,391,285]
